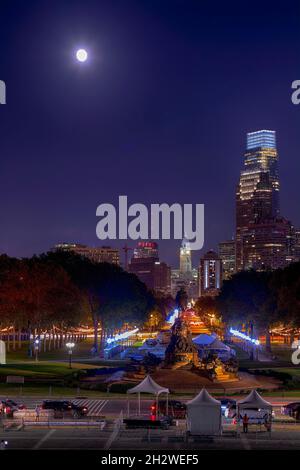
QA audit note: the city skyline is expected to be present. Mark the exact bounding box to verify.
[4,126,299,273]
[0,1,299,267]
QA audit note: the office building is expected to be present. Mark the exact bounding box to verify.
[198,250,222,297]
[53,243,120,265]
[218,240,236,279]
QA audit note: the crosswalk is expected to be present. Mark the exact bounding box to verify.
[72,399,108,417]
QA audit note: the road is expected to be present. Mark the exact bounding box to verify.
[1,395,300,450]
[0,396,154,417]
[1,395,299,417]
[2,422,300,450]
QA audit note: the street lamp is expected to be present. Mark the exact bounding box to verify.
[66,342,75,369]
[34,338,40,362]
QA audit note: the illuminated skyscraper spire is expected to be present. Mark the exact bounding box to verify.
[235,130,292,271]
[180,237,192,273]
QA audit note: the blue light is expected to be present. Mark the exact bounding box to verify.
[230,327,260,346]
[167,309,179,325]
[106,328,139,345]
[247,130,276,150]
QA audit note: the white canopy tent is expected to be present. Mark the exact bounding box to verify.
[186,388,222,436]
[127,375,169,417]
[237,390,273,432]
[238,389,272,411]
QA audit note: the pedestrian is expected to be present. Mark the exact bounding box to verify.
[35,405,40,422]
[0,401,3,416]
[242,413,249,433]
[264,414,271,432]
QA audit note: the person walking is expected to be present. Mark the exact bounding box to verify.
[35,405,40,422]
[242,413,249,433]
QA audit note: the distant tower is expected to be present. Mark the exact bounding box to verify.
[198,250,222,297]
[180,238,192,273]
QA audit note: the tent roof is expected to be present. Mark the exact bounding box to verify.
[192,333,216,346]
[138,343,165,351]
[238,390,272,410]
[205,338,230,351]
[127,375,169,395]
[187,388,221,407]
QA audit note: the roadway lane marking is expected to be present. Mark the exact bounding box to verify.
[98,400,108,413]
[73,399,108,416]
[33,429,56,449]
[240,434,251,450]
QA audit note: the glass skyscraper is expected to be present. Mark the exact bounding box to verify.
[246,130,276,150]
[236,130,292,271]
[240,129,280,218]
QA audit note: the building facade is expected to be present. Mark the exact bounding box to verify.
[235,130,293,271]
[53,243,120,265]
[171,268,198,301]
[294,229,300,261]
[133,241,159,260]
[198,250,222,297]
[129,242,171,295]
[218,240,236,280]
[179,238,192,273]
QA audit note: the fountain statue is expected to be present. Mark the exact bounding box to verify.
[164,317,199,368]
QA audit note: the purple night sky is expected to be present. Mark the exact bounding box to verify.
[0,0,299,267]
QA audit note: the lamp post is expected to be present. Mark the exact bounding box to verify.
[34,338,40,362]
[66,342,75,369]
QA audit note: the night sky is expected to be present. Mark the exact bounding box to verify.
[0,0,299,268]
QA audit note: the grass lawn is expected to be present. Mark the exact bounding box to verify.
[231,344,293,369]
[6,339,96,362]
[5,339,131,367]
[0,383,109,398]
[272,368,300,378]
[0,361,101,378]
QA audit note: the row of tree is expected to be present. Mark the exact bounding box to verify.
[195,262,300,353]
[0,251,165,353]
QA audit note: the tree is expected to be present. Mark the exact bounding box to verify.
[42,251,154,353]
[272,262,300,343]
[175,288,188,310]
[218,270,278,354]
[0,257,84,351]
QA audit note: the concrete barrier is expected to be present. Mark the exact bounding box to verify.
[6,376,24,384]
[22,420,106,428]
[13,409,54,421]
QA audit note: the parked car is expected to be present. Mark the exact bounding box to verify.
[151,400,186,419]
[281,402,300,420]
[1,399,26,417]
[41,400,88,418]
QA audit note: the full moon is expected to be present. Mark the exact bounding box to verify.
[76,49,88,62]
